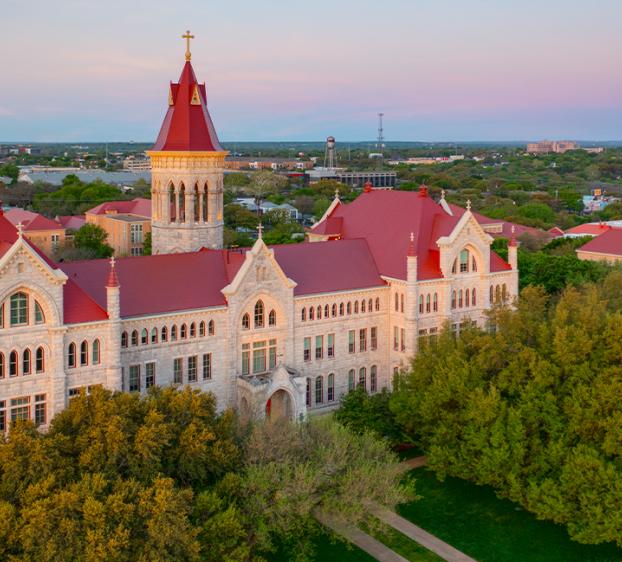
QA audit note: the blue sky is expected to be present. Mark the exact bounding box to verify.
[1,0,621,142]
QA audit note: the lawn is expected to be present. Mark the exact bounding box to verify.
[399,468,622,562]
[268,529,375,562]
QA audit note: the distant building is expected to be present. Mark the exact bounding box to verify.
[85,198,151,256]
[225,157,313,171]
[234,198,300,220]
[576,228,622,263]
[306,168,396,188]
[122,155,152,171]
[56,215,86,231]
[526,140,579,154]
[4,208,66,256]
[388,155,465,166]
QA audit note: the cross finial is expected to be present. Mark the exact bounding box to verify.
[511,225,515,235]
[335,188,340,200]
[16,222,24,238]
[110,255,116,268]
[182,30,195,61]
[466,199,472,211]
[257,222,263,239]
[440,189,446,200]
[410,232,414,243]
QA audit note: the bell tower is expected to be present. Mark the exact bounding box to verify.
[147,31,227,254]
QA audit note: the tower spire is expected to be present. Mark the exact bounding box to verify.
[182,30,194,61]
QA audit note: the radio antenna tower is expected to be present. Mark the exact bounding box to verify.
[376,113,385,149]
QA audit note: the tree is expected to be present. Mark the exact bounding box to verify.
[142,231,152,256]
[73,224,114,259]
[246,171,287,211]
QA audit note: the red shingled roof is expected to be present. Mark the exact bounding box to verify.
[310,189,513,280]
[576,228,622,257]
[57,215,86,230]
[5,208,63,231]
[86,198,151,218]
[151,61,223,152]
[566,223,612,236]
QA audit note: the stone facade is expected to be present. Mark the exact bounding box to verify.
[147,151,227,253]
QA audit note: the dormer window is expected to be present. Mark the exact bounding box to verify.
[452,248,477,274]
[10,292,28,326]
[460,250,469,272]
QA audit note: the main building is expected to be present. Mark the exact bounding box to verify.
[0,40,518,429]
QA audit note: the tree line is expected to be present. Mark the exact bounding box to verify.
[0,386,410,561]
[338,271,622,547]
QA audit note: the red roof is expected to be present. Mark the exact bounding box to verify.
[5,209,63,231]
[576,228,622,256]
[86,198,151,218]
[151,61,223,152]
[310,189,511,280]
[57,215,86,230]
[63,279,108,324]
[565,223,612,236]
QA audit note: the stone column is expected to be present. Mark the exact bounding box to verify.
[48,327,67,420]
[105,274,122,391]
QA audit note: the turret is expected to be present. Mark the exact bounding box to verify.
[508,226,518,270]
[105,257,122,390]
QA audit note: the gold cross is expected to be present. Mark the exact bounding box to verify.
[182,30,195,61]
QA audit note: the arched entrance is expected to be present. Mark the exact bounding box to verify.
[265,389,293,421]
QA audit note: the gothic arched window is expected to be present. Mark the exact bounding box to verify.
[161,326,168,342]
[23,348,31,375]
[80,341,88,366]
[190,322,196,338]
[301,307,306,322]
[472,288,477,306]
[36,347,45,373]
[34,300,45,324]
[208,320,215,335]
[199,321,206,337]
[121,331,128,348]
[242,313,250,330]
[92,340,100,365]
[131,330,138,346]
[254,300,264,328]
[268,310,276,327]
[10,292,28,326]
[10,350,18,376]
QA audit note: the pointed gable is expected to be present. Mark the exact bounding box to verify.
[151,61,223,152]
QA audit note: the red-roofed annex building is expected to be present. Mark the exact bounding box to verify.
[0,37,518,430]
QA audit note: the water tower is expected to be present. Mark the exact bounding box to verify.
[324,136,336,168]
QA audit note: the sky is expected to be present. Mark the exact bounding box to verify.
[1,0,621,142]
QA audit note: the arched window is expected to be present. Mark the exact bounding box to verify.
[458,289,463,308]
[327,373,335,402]
[202,182,209,223]
[452,258,457,274]
[180,324,187,339]
[358,367,367,389]
[23,348,31,375]
[121,331,128,348]
[0,352,4,378]
[179,183,186,222]
[269,310,276,326]
[10,292,28,326]
[324,304,329,318]
[317,305,322,319]
[472,288,477,306]
[194,183,200,222]
[309,306,315,321]
[370,365,377,393]
[80,341,88,366]
[426,294,431,313]
[242,313,250,330]
[400,294,404,313]
[361,300,366,313]
[418,295,424,314]
[34,300,45,324]
[472,255,478,272]
[347,302,351,315]
[169,184,176,222]
[10,350,18,376]
[339,303,344,316]
[460,249,470,273]
[375,297,380,311]
[254,300,264,328]
[199,321,206,337]
[433,293,438,312]
[368,298,373,312]
[332,304,337,317]
[306,378,311,407]
[354,301,359,314]
[502,284,508,302]
[190,322,196,338]
[171,325,178,341]
[68,343,76,368]
[301,308,306,322]
[92,340,100,365]
[465,289,470,307]
[141,328,148,345]
[495,285,501,304]
[348,369,355,391]
[208,320,215,335]
[315,376,323,405]
[394,293,399,311]
[451,290,457,309]
[161,326,168,342]
[131,330,138,346]
[36,347,45,373]
[151,327,158,343]
[490,285,494,304]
